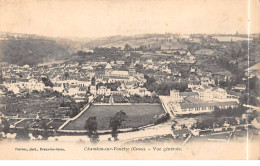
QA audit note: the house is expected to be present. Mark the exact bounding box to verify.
[172,70,181,77]
[77,78,91,87]
[108,70,129,83]
[244,62,260,79]
[135,59,141,64]
[177,50,187,55]
[227,90,241,99]
[97,86,111,96]
[172,129,191,139]
[161,66,171,74]
[187,52,192,56]
[170,90,199,103]
[26,79,45,92]
[212,87,228,100]
[158,59,167,65]
[188,82,201,89]
[180,59,196,64]
[232,84,246,92]
[74,93,88,103]
[212,70,232,82]
[32,82,45,92]
[116,60,125,65]
[251,117,260,129]
[201,77,215,86]
[90,85,97,95]
[191,129,200,136]
[128,87,151,97]
[194,49,214,56]
[53,83,64,93]
[146,59,153,65]
[187,55,196,61]
[5,84,20,94]
[92,61,107,66]
[82,64,94,74]
[125,52,131,57]
[95,65,106,77]
[190,66,196,73]
[67,86,80,96]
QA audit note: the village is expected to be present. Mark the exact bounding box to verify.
[0,33,259,144]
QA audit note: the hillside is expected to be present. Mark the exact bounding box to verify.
[84,34,188,50]
[0,38,75,66]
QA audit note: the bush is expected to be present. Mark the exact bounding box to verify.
[212,106,247,118]
[154,113,170,125]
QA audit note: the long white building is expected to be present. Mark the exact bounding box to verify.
[161,87,239,115]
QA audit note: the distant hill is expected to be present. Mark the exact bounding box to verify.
[84,33,188,50]
[0,37,78,66]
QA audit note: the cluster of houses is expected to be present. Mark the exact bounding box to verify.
[2,64,46,94]
[1,59,150,102]
[1,49,245,105]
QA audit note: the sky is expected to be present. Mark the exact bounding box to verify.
[0,0,259,38]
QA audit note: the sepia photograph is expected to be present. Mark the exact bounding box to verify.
[0,0,259,160]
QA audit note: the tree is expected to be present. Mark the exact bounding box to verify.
[70,103,80,117]
[109,111,127,141]
[217,117,226,127]
[239,93,258,106]
[41,77,53,87]
[40,120,49,139]
[213,106,246,118]
[64,72,70,80]
[85,117,99,143]
[91,77,96,86]
[226,117,237,125]
[0,119,3,139]
[15,121,30,140]
[77,50,87,56]
[154,113,170,124]
[2,119,10,133]
[249,77,259,92]
[124,44,132,52]
[197,118,214,130]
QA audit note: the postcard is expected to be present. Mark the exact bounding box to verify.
[0,0,259,160]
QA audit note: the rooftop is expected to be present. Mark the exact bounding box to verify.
[105,63,112,69]
[244,62,260,71]
[179,92,199,96]
[172,129,191,135]
[184,96,204,104]
[110,70,129,76]
[180,101,238,109]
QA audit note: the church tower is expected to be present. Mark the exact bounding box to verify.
[105,63,112,75]
[128,60,136,76]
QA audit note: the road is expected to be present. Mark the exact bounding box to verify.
[49,122,173,143]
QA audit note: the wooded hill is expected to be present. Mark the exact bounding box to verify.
[0,38,74,66]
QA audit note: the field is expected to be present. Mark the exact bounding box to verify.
[0,93,72,119]
[63,104,165,130]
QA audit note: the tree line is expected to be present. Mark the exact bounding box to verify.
[144,75,188,95]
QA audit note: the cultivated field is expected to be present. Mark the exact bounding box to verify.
[63,104,165,130]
